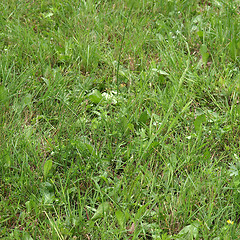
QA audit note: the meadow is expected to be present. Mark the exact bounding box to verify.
[0,0,240,239]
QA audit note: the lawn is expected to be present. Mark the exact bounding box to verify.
[0,0,240,239]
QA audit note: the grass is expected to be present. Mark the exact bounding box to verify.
[0,0,240,239]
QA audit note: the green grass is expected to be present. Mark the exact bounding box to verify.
[0,0,240,239]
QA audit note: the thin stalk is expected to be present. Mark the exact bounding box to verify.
[116,4,134,95]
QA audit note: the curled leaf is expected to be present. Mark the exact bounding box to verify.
[91,202,110,221]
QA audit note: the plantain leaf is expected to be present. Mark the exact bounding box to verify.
[200,44,209,64]
[194,114,207,132]
[88,89,103,104]
[92,202,110,221]
[139,110,150,125]
[43,159,52,178]
[115,210,125,228]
